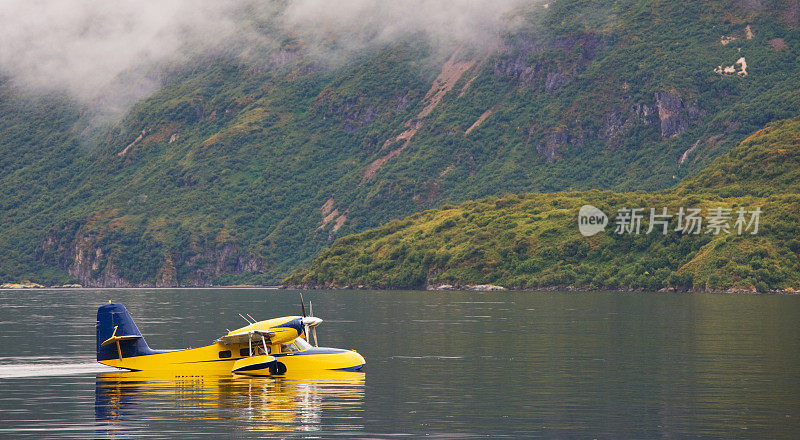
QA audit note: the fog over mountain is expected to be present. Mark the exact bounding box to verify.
[0,0,532,114]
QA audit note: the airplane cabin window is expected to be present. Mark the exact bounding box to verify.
[240,347,270,356]
[218,350,232,359]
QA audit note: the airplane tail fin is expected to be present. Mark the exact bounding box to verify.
[96,303,157,362]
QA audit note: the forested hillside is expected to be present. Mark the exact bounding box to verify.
[1,0,799,286]
[286,115,800,292]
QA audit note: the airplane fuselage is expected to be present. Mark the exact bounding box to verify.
[98,341,365,374]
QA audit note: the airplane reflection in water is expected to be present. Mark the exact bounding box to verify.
[95,371,365,436]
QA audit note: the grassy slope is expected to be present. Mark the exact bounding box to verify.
[1,0,800,285]
[286,115,800,292]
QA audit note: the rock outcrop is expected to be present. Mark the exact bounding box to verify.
[783,0,799,28]
[654,91,700,138]
[494,33,603,92]
[537,129,569,162]
[426,284,507,291]
[38,222,265,287]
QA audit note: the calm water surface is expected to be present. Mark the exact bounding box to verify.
[0,288,798,439]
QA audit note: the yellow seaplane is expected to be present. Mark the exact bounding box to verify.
[96,298,364,376]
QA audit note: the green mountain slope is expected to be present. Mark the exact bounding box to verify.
[286,115,800,292]
[2,0,800,286]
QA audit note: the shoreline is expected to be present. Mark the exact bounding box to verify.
[0,285,282,291]
[283,283,799,295]
[1,284,797,295]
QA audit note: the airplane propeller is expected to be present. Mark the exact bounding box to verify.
[299,293,321,347]
[309,302,319,347]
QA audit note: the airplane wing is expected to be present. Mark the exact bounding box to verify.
[217,330,276,346]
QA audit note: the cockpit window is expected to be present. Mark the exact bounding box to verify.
[281,342,299,353]
[294,338,312,351]
[280,338,312,354]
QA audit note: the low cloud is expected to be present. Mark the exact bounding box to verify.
[283,0,531,57]
[0,0,533,116]
[0,1,238,99]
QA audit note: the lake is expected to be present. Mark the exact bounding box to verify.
[0,288,798,438]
